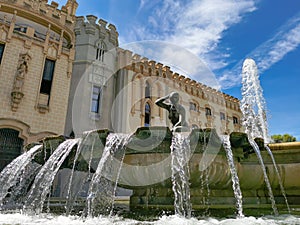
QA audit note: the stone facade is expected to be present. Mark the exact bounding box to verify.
[67,15,243,137]
[115,49,243,135]
[0,0,77,148]
[64,15,118,137]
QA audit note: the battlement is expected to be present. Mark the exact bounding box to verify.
[118,48,240,107]
[74,15,119,46]
[0,0,78,30]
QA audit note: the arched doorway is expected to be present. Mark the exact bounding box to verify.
[0,128,24,171]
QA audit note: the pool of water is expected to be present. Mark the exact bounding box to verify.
[0,213,299,225]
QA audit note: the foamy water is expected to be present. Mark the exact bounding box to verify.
[0,213,299,225]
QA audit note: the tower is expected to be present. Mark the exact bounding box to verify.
[0,0,77,169]
[65,15,119,137]
[65,0,78,17]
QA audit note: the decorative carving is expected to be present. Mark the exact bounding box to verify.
[11,53,31,112]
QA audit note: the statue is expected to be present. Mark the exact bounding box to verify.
[155,92,189,132]
[11,53,31,112]
[13,53,30,92]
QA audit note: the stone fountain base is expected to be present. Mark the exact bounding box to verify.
[119,127,300,216]
[25,127,300,216]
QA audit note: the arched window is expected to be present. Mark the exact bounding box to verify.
[145,81,151,98]
[189,102,197,111]
[205,107,212,116]
[96,41,106,62]
[144,103,151,127]
[233,116,239,124]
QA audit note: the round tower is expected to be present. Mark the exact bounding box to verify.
[0,0,77,170]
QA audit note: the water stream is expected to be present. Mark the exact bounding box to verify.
[221,135,244,218]
[170,133,192,218]
[265,145,290,213]
[65,130,98,215]
[249,140,278,216]
[241,58,280,216]
[24,139,79,214]
[0,145,42,209]
[86,133,130,217]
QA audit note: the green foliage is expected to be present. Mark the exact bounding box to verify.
[271,134,297,143]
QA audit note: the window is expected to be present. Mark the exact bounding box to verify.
[233,116,239,124]
[144,103,151,127]
[96,41,106,62]
[0,43,5,64]
[205,107,212,116]
[220,112,226,121]
[40,59,55,96]
[91,86,102,113]
[189,102,197,111]
[145,81,151,98]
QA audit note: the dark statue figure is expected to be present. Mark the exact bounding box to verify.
[155,92,189,132]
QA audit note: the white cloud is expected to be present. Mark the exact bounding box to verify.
[139,0,147,10]
[169,0,256,55]
[121,0,257,87]
[128,0,256,56]
[218,12,300,89]
[255,18,300,71]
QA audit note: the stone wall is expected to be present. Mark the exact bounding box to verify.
[0,0,76,144]
[65,15,119,137]
[116,48,243,135]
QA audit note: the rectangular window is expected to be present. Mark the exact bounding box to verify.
[91,85,102,113]
[0,43,5,64]
[220,112,226,120]
[40,59,55,95]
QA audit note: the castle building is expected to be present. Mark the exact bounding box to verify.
[0,0,78,170]
[0,1,243,172]
[66,15,243,137]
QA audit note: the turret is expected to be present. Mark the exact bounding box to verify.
[65,0,78,17]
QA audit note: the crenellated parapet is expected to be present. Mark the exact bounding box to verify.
[74,15,119,46]
[117,47,240,110]
[0,0,77,29]
[118,48,172,79]
[0,0,77,76]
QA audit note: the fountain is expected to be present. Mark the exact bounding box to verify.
[1,127,300,220]
[1,61,300,224]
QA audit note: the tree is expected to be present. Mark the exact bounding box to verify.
[271,134,297,143]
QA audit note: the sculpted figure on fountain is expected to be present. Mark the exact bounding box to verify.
[155,92,189,132]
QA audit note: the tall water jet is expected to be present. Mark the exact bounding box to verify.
[170,133,192,218]
[241,58,279,215]
[240,58,269,142]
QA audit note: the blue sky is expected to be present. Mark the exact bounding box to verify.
[58,0,300,140]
